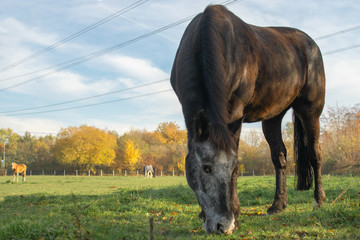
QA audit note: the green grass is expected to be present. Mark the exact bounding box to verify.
[0,175,359,239]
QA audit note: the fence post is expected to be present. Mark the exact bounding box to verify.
[101,170,103,177]
[264,170,265,176]
[54,170,56,176]
[88,170,91,176]
[30,170,32,176]
[64,170,66,176]
[42,170,44,176]
[125,170,127,176]
[113,170,114,176]
[253,170,255,176]
[161,170,163,177]
[137,170,139,176]
[173,169,175,176]
[76,170,78,176]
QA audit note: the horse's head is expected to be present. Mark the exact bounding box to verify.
[11,162,16,170]
[186,111,240,234]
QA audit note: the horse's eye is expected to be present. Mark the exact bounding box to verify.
[202,165,212,173]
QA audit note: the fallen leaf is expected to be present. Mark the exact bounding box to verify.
[168,216,174,223]
[171,212,178,215]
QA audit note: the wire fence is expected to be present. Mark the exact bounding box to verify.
[0,168,276,177]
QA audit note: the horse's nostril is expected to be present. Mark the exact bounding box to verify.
[216,223,223,233]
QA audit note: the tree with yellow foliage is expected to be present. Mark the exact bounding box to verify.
[156,122,187,144]
[123,139,141,171]
[54,125,117,173]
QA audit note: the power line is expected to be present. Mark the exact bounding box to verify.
[0,0,241,90]
[5,41,358,116]
[323,43,360,55]
[314,25,360,41]
[4,89,173,116]
[0,15,195,92]
[2,42,358,116]
[0,78,169,114]
[0,0,150,73]
[1,20,357,84]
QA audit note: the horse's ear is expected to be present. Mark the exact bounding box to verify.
[194,110,209,141]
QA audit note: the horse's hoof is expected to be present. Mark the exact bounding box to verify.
[266,203,286,215]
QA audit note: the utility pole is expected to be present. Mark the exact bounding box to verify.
[2,139,8,175]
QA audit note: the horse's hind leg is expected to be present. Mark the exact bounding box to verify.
[295,110,326,208]
[23,171,26,182]
[262,112,288,214]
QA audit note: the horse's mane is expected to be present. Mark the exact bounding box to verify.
[198,5,236,151]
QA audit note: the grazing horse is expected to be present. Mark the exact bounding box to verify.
[12,162,27,182]
[171,5,326,234]
[144,165,154,179]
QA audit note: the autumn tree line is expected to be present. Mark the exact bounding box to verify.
[0,104,359,176]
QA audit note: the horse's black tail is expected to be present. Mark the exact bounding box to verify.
[294,112,313,190]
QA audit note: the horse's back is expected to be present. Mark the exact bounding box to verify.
[171,4,325,126]
[14,164,27,173]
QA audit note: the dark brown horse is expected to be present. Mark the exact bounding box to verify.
[12,162,27,182]
[171,5,325,234]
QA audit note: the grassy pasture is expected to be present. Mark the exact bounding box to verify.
[0,175,359,239]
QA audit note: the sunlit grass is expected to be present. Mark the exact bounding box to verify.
[0,175,359,239]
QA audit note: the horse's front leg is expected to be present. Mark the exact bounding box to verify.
[262,116,288,214]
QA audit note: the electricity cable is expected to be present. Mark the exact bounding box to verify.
[0,0,150,73]
[0,0,241,89]
[0,78,168,114]
[4,89,173,116]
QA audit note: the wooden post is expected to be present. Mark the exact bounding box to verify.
[54,170,56,176]
[125,170,127,176]
[113,170,114,176]
[101,170,103,176]
[64,170,66,176]
[149,217,154,240]
[76,170,78,176]
[42,170,44,176]
[88,170,91,176]
[173,169,175,176]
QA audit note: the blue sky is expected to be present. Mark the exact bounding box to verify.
[0,0,359,137]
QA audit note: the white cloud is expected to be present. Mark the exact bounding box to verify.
[0,17,58,46]
[0,116,63,136]
[102,54,169,82]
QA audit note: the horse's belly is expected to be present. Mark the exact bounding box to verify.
[242,98,293,123]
